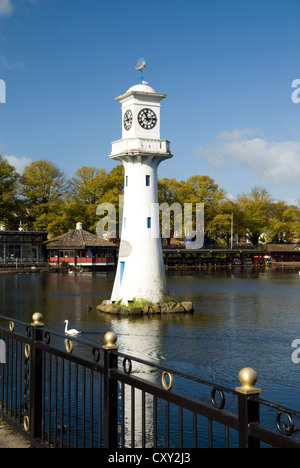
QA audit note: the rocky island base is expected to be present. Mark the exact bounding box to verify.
[97,299,194,316]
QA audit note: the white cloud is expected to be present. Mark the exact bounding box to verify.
[197,128,300,184]
[0,55,25,70]
[0,0,38,19]
[0,0,13,16]
[4,155,32,174]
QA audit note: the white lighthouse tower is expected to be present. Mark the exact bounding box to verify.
[110,60,173,304]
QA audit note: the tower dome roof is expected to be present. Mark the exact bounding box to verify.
[126,83,156,94]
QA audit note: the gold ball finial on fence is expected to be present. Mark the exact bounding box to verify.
[103,331,119,350]
[31,313,44,327]
[236,367,262,395]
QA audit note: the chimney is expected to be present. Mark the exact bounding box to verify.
[76,222,83,230]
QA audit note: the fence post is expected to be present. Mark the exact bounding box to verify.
[30,313,44,443]
[236,367,262,448]
[102,331,119,448]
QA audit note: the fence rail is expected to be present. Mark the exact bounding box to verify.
[0,313,300,449]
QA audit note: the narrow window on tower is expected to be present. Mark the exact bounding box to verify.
[126,176,128,187]
[147,217,151,229]
[146,175,150,186]
[120,261,125,285]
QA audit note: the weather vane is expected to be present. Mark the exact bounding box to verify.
[135,58,146,84]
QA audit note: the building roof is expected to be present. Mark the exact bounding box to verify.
[126,83,156,93]
[0,231,48,235]
[266,243,300,252]
[45,227,117,250]
[116,82,167,102]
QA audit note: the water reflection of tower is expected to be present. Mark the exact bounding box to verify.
[109,59,173,304]
[111,317,163,448]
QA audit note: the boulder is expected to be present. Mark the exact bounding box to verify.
[105,305,120,315]
[181,301,194,312]
[149,305,161,314]
[97,299,194,316]
[160,303,170,313]
[128,307,143,316]
[169,303,185,313]
[118,308,130,316]
[142,304,150,314]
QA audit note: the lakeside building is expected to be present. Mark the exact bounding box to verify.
[45,223,117,269]
[266,243,300,263]
[0,230,48,265]
[1,225,299,271]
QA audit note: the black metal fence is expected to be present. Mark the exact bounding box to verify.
[0,313,300,449]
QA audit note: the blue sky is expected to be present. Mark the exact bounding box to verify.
[0,0,299,204]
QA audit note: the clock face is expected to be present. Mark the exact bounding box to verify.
[138,108,157,130]
[123,109,133,130]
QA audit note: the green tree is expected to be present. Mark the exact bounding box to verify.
[237,186,272,245]
[157,175,226,240]
[71,166,108,204]
[268,201,300,243]
[181,175,226,238]
[20,160,69,233]
[101,164,124,204]
[158,178,184,205]
[209,200,243,244]
[0,155,21,229]
[66,164,125,236]
[99,165,124,237]
[66,166,109,234]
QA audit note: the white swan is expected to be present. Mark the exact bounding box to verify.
[64,320,81,336]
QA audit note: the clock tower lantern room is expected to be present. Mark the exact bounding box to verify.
[109,63,173,304]
[110,82,170,157]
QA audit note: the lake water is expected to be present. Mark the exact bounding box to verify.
[1,267,299,406]
[1,266,300,446]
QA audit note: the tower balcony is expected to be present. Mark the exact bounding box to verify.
[110,138,171,158]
